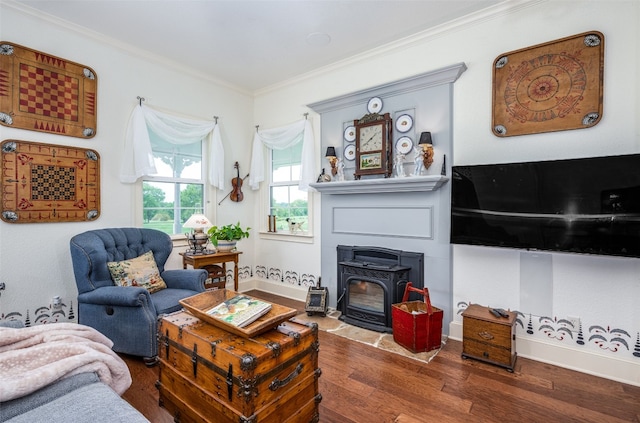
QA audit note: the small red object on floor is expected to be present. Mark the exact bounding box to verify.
[392,282,443,353]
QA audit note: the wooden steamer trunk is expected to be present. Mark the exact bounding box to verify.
[158,311,321,423]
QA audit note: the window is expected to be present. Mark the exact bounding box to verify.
[270,143,308,232]
[142,129,205,235]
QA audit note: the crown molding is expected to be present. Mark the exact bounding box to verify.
[307,62,466,114]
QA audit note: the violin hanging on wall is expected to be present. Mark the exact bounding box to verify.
[219,161,249,205]
[230,161,244,202]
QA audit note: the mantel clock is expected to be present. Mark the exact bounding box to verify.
[354,112,392,179]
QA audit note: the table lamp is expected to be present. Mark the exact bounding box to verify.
[183,213,213,255]
[418,132,435,170]
[325,147,338,176]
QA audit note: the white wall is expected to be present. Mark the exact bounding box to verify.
[252,0,640,385]
[0,3,255,323]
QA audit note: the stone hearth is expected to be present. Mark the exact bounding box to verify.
[292,310,442,363]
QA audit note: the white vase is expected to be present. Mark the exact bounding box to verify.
[216,240,237,252]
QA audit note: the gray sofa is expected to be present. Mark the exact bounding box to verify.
[0,321,149,423]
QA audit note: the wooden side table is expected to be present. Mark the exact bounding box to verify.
[461,303,517,372]
[179,251,242,291]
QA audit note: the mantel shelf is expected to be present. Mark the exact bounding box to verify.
[309,175,449,195]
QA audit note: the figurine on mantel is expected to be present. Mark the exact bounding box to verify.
[316,168,331,182]
[336,158,345,181]
[412,146,425,176]
[394,151,406,177]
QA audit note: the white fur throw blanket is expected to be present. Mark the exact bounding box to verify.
[0,323,132,402]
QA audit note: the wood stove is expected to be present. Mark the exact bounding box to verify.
[337,245,424,332]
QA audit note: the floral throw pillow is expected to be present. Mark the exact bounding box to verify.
[107,250,167,294]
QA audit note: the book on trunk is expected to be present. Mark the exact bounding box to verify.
[206,295,272,327]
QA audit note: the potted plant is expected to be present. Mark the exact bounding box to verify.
[207,222,250,252]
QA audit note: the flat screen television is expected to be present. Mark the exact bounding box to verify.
[451,154,640,258]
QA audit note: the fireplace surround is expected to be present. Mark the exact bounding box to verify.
[337,245,424,332]
[309,63,464,334]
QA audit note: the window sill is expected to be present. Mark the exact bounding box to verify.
[170,234,189,246]
[258,231,314,244]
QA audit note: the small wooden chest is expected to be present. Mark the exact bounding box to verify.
[158,311,321,423]
[461,304,517,372]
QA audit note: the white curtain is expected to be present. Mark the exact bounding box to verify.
[120,104,225,190]
[249,119,315,191]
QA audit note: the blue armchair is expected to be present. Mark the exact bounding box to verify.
[70,228,207,364]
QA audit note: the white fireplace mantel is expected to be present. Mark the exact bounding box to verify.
[309,63,459,332]
[309,175,449,195]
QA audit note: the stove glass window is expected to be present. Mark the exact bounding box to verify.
[348,280,384,313]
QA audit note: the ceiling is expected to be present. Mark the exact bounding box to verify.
[16,0,503,92]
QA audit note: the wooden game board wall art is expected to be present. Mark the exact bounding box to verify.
[1,140,100,223]
[492,31,604,137]
[0,41,97,138]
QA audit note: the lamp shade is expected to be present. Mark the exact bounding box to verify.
[183,214,212,229]
[325,146,337,157]
[418,132,433,146]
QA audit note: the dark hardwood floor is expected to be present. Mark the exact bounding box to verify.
[120,290,640,422]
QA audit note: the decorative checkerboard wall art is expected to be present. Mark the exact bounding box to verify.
[0,41,97,138]
[1,140,100,223]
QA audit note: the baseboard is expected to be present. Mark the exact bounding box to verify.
[238,278,308,303]
[449,321,639,387]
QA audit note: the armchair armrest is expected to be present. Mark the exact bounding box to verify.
[77,285,152,307]
[162,269,207,292]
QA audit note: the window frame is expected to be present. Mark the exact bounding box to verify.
[260,145,313,242]
[141,134,209,237]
